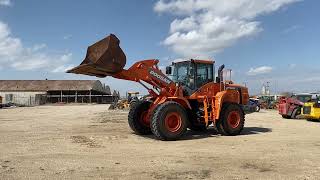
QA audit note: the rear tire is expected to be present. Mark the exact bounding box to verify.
[128,101,151,135]
[291,108,301,119]
[151,101,188,141]
[282,115,291,119]
[216,103,245,136]
[130,99,138,106]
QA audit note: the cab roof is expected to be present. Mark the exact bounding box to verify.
[172,59,215,65]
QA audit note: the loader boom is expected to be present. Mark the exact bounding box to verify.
[111,59,177,97]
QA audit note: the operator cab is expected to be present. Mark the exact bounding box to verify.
[166,59,215,93]
[292,94,312,103]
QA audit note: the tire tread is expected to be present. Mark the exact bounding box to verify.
[128,101,151,135]
[151,101,188,141]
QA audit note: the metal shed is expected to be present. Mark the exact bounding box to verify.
[0,80,118,106]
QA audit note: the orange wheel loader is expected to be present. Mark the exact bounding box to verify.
[67,34,249,141]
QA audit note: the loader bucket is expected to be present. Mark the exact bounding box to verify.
[67,34,126,77]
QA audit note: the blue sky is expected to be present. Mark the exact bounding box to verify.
[0,0,319,95]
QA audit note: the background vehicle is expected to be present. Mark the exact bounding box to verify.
[278,93,312,119]
[258,95,280,109]
[243,98,260,113]
[109,92,140,110]
[68,34,249,140]
[302,94,320,121]
[127,92,140,104]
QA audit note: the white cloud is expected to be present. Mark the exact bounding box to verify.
[289,63,297,69]
[237,66,320,95]
[31,44,47,51]
[247,66,273,76]
[282,25,302,34]
[0,21,73,72]
[51,63,75,73]
[155,0,301,57]
[0,0,11,6]
[63,34,73,40]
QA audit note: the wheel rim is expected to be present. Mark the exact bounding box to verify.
[140,111,149,127]
[164,112,182,133]
[227,111,241,129]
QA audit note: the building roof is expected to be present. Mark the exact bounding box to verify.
[0,80,111,94]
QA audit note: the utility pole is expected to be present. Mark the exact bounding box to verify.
[274,80,278,95]
[266,81,270,96]
[243,82,247,87]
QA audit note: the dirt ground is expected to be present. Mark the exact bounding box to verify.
[0,104,320,180]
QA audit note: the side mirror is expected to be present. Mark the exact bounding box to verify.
[166,66,172,75]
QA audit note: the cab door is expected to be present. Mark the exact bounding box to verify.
[195,63,214,88]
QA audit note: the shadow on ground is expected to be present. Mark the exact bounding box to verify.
[141,126,272,141]
[241,127,272,135]
[306,119,320,123]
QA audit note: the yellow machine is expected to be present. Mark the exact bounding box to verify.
[302,96,320,121]
[127,92,139,103]
[109,92,140,110]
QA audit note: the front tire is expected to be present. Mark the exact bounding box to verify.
[151,101,188,141]
[128,101,151,135]
[216,103,245,136]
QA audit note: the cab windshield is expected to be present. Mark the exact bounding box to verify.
[172,62,194,88]
[296,95,312,103]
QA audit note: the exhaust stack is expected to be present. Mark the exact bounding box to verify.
[216,64,225,83]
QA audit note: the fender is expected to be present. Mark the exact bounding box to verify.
[144,96,191,125]
[154,96,191,110]
[167,97,192,110]
[215,89,240,119]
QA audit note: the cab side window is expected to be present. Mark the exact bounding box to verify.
[196,63,213,88]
